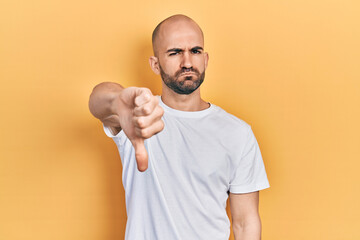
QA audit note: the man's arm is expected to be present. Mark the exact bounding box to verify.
[229,191,262,240]
[89,82,124,133]
[88,82,164,171]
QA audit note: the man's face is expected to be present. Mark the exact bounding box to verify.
[154,20,208,95]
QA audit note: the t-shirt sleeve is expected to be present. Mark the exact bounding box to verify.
[103,124,122,138]
[102,124,128,152]
[229,127,270,193]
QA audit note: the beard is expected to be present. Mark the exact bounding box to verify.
[159,65,205,95]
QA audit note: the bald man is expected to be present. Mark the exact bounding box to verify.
[89,15,270,240]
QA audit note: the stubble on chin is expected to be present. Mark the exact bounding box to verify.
[159,67,205,95]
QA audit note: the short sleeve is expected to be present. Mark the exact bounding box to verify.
[103,124,122,138]
[102,124,129,151]
[229,127,270,193]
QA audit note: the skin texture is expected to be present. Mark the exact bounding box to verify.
[89,83,164,172]
[89,14,262,239]
[230,191,261,240]
[149,15,210,112]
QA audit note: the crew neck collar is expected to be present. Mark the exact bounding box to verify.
[158,96,215,118]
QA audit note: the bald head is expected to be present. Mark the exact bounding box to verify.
[152,14,204,56]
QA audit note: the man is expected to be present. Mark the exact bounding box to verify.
[89,14,270,240]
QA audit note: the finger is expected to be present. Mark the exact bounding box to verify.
[133,96,159,117]
[133,105,164,129]
[132,138,148,172]
[134,88,152,107]
[134,119,165,139]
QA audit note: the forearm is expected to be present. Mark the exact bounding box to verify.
[232,218,261,240]
[88,82,124,123]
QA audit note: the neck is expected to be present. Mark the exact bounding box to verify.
[161,87,209,111]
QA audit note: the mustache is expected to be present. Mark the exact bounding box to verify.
[175,68,200,77]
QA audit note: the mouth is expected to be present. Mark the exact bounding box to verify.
[179,72,197,77]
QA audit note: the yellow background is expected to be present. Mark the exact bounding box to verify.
[1,0,359,239]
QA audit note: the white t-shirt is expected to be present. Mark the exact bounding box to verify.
[103,97,270,240]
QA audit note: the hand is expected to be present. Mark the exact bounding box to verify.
[117,87,164,172]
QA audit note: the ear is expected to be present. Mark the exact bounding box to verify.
[204,52,209,70]
[149,56,160,75]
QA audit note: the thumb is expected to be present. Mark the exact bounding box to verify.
[132,138,148,172]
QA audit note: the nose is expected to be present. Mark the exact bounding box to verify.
[180,51,193,69]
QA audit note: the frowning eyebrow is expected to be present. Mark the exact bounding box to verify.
[191,46,203,52]
[166,48,183,53]
[166,46,204,53]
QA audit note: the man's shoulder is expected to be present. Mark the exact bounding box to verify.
[210,104,251,134]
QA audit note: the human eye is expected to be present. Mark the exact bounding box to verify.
[191,49,202,54]
[169,52,179,56]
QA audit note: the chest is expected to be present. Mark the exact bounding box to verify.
[148,118,232,191]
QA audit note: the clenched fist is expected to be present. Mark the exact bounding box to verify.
[117,87,164,172]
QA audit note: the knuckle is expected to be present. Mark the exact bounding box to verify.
[136,118,144,128]
[143,106,151,115]
[140,128,149,138]
[158,106,164,116]
[159,120,165,131]
[153,120,164,135]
